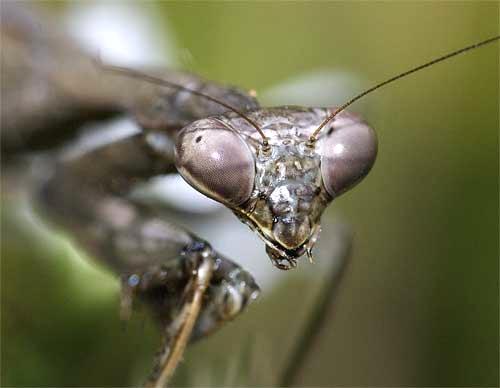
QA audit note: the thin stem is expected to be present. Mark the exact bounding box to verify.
[279,231,352,387]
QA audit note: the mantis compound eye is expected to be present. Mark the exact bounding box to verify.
[320,111,378,198]
[175,118,255,206]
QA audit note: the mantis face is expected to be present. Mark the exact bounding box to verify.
[176,107,377,269]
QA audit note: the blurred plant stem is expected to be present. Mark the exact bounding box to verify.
[280,230,352,386]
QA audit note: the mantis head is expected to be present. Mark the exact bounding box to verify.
[175,107,377,269]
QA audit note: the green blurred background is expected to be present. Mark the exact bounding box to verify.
[2,1,498,386]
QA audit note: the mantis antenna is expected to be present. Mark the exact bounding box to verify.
[309,35,500,142]
[97,60,270,147]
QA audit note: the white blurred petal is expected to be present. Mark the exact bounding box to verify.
[64,2,178,67]
[140,175,223,214]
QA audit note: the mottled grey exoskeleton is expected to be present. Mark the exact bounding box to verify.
[176,107,377,269]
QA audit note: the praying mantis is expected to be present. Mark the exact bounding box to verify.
[2,3,498,387]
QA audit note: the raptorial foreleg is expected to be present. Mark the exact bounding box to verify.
[36,133,259,385]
